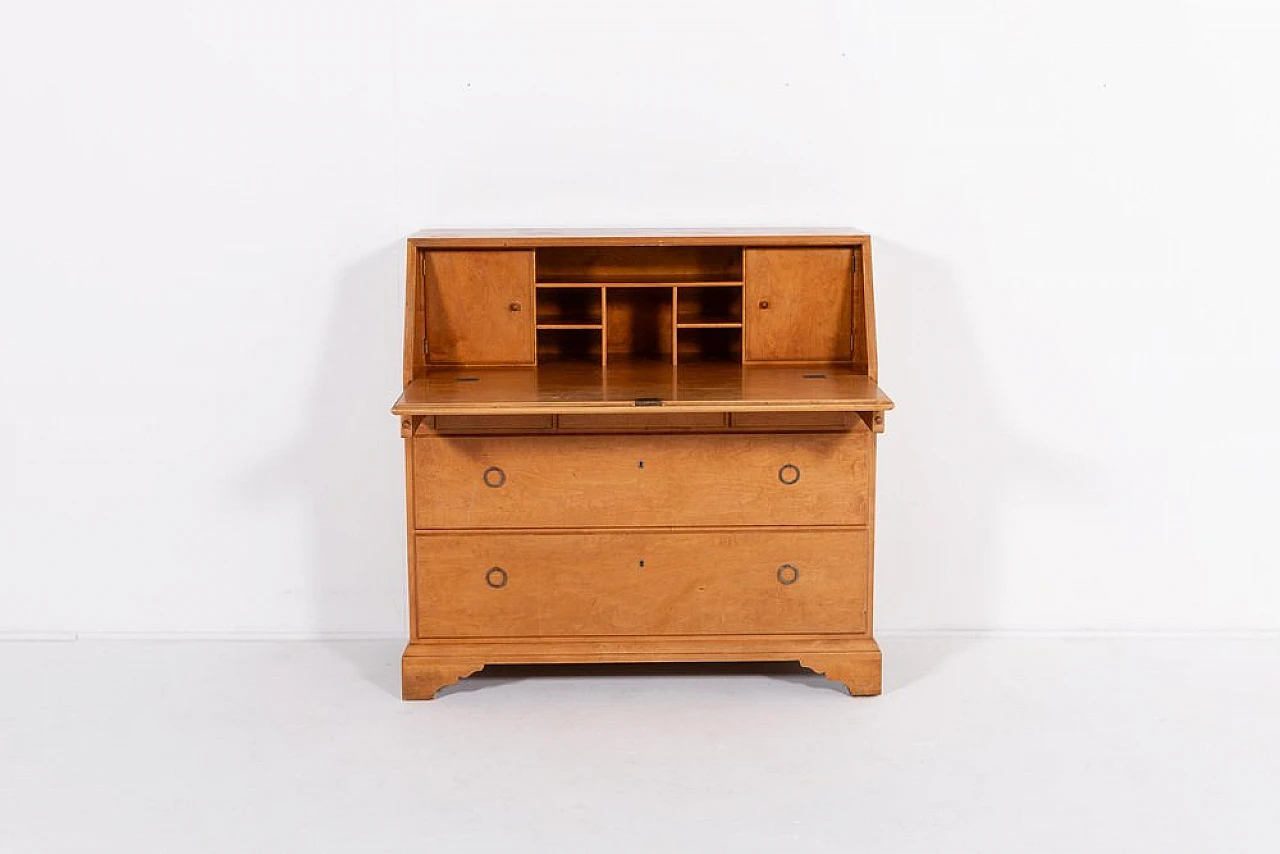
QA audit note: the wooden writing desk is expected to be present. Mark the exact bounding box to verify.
[393,229,892,698]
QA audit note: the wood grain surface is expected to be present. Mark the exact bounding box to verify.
[411,432,869,529]
[414,528,869,637]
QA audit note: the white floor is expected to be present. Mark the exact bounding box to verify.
[1,638,1277,853]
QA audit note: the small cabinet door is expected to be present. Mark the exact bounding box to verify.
[744,248,854,362]
[424,250,534,364]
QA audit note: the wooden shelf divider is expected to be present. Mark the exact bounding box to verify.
[538,280,743,288]
[676,322,742,329]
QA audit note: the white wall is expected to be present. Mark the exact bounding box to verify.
[2,1,1277,636]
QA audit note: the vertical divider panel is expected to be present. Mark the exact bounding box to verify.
[671,286,679,366]
[600,286,609,367]
[533,247,539,367]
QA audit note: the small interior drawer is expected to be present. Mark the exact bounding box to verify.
[430,414,555,434]
[557,412,726,431]
[730,411,855,430]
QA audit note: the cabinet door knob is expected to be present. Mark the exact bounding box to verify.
[777,563,800,585]
[509,301,522,312]
[778,463,801,485]
[758,299,770,309]
[482,466,506,488]
[485,567,508,589]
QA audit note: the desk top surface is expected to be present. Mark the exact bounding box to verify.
[408,228,870,248]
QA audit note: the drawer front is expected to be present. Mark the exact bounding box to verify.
[412,433,868,528]
[430,414,555,434]
[557,412,726,431]
[730,411,855,430]
[416,529,868,637]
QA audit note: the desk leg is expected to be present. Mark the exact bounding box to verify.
[402,651,485,700]
[799,643,882,696]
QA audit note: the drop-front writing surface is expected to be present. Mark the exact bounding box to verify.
[395,230,891,698]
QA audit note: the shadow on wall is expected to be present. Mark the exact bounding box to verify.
[241,239,1100,700]
[240,243,406,697]
[875,242,1100,689]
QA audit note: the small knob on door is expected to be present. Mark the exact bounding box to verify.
[758,299,770,309]
[509,302,522,312]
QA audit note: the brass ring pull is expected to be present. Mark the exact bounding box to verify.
[485,567,508,589]
[778,463,800,485]
[777,563,800,585]
[482,466,506,488]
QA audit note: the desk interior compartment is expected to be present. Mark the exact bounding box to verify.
[536,246,743,284]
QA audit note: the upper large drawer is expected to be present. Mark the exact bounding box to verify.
[412,432,869,529]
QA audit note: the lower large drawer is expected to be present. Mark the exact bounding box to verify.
[415,528,869,637]
[412,432,869,528]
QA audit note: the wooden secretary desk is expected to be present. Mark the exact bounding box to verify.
[392,229,893,698]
